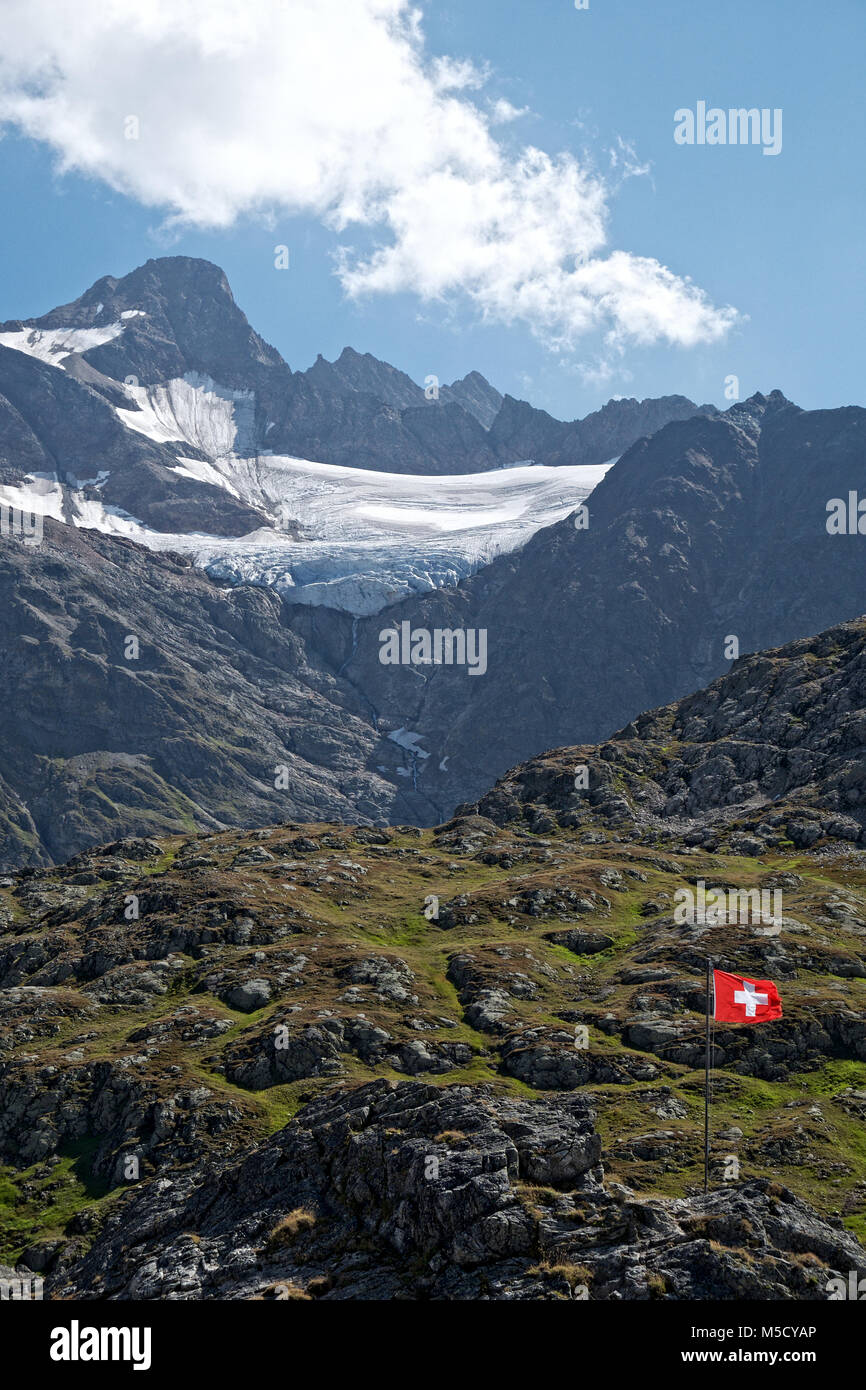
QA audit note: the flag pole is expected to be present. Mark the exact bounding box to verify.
[704,957,712,1194]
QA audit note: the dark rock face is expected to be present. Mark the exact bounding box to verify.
[440,371,504,429]
[302,347,506,430]
[0,257,285,535]
[222,1013,470,1089]
[302,346,429,410]
[303,352,504,429]
[41,256,287,387]
[0,521,394,867]
[343,392,866,816]
[0,1056,246,1183]
[1,255,705,479]
[488,390,714,469]
[500,1029,661,1088]
[545,929,615,955]
[463,614,866,853]
[0,339,267,536]
[1,503,865,866]
[45,1080,865,1301]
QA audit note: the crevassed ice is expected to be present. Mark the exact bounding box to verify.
[158,452,611,615]
[0,364,613,616]
[0,449,611,617]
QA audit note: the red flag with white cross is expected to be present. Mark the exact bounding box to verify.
[713,969,783,1024]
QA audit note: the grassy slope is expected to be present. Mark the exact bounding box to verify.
[1,820,864,1263]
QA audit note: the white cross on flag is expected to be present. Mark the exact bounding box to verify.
[713,969,783,1024]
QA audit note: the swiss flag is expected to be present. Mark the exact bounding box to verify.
[713,969,783,1024]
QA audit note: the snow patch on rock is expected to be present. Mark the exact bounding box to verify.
[117,374,256,456]
[0,322,126,366]
[388,729,430,758]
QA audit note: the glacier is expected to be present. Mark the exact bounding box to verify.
[0,349,613,615]
[157,452,614,615]
[0,452,612,615]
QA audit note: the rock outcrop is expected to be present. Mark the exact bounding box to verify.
[0,766,864,1299]
[44,1080,866,1301]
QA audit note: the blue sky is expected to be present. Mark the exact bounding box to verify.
[0,0,862,421]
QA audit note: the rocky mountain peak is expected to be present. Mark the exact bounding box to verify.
[0,256,288,389]
[302,344,425,410]
[437,370,503,428]
[729,388,798,422]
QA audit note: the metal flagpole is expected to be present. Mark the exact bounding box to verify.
[704,957,712,1194]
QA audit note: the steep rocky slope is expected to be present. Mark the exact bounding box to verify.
[466,614,866,854]
[1,533,865,872]
[1,256,703,481]
[301,348,505,428]
[487,389,713,469]
[0,334,267,536]
[345,392,866,815]
[0,521,393,866]
[1,619,865,1298]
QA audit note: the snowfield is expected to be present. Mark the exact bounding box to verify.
[0,452,612,615]
[108,372,613,611]
[0,321,127,366]
[0,340,613,614]
[161,453,612,614]
[118,374,258,456]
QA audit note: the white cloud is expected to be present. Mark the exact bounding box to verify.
[488,98,530,125]
[0,0,738,351]
[608,135,653,185]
